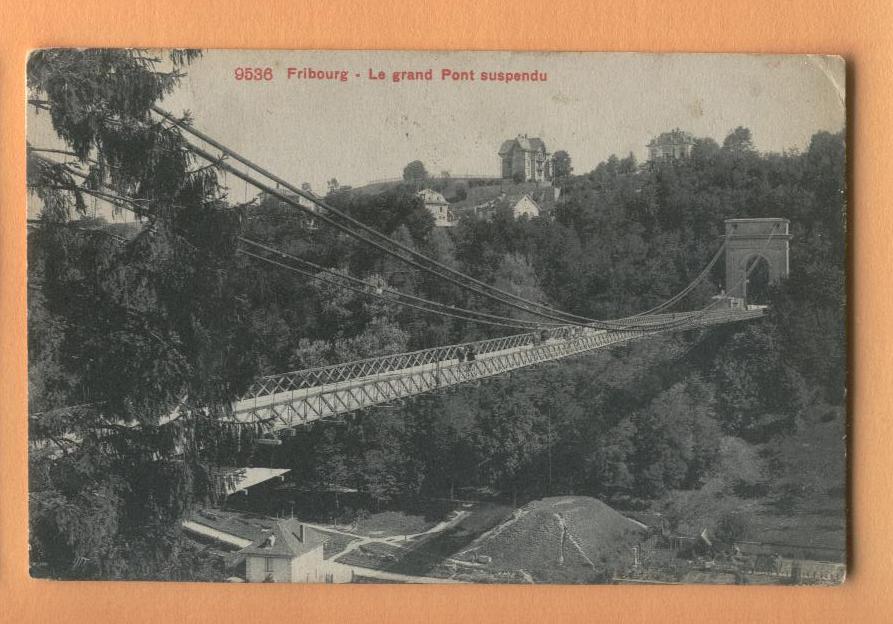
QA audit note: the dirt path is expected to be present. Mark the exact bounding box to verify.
[377,502,514,578]
[302,511,472,580]
[382,511,470,543]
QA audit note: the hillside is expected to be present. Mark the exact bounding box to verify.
[348,177,559,214]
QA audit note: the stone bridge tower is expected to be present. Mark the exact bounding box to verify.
[724,218,791,300]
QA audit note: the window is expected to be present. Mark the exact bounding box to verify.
[265,557,274,573]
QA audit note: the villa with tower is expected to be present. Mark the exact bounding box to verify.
[498,135,553,183]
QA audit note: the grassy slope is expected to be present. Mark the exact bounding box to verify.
[352,510,440,537]
[656,412,846,561]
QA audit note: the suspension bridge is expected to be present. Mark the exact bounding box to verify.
[230,309,765,432]
[27,105,792,441]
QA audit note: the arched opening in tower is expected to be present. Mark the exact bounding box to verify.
[745,256,771,305]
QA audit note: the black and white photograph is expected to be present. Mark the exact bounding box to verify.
[26,49,846,584]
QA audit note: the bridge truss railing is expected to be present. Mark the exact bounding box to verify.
[232,308,763,431]
[239,310,723,401]
[240,324,574,399]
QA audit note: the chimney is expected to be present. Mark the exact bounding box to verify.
[298,523,305,542]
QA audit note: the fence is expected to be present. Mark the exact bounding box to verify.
[626,532,845,585]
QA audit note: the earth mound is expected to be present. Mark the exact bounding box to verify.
[461,496,646,583]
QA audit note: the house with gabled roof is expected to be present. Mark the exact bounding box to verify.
[498,135,553,182]
[241,518,326,583]
[183,511,353,583]
[417,188,456,227]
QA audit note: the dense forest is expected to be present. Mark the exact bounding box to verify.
[27,50,845,579]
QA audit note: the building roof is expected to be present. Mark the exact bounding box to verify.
[186,510,276,546]
[417,188,449,205]
[521,137,547,152]
[182,519,254,549]
[239,518,325,558]
[466,193,541,220]
[222,467,290,495]
[495,193,539,213]
[498,140,516,156]
[498,136,547,155]
[648,128,695,147]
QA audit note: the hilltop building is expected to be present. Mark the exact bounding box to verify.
[647,128,695,162]
[498,135,552,183]
[417,188,457,227]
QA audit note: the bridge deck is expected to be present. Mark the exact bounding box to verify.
[230,309,763,432]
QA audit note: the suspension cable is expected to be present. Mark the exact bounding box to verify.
[651,222,782,330]
[238,248,547,331]
[30,154,606,333]
[29,155,544,331]
[239,237,563,329]
[30,148,746,332]
[169,134,608,329]
[626,240,727,318]
[152,106,610,327]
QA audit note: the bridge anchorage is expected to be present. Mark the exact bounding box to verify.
[724,218,791,305]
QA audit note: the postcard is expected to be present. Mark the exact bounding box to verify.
[26,49,846,584]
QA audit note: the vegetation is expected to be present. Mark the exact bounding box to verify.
[551,149,573,180]
[714,512,751,545]
[27,49,845,580]
[27,49,252,580]
[402,160,428,184]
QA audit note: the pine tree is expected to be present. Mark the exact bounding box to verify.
[27,49,256,579]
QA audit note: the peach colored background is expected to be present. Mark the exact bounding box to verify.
[1,1,890,622]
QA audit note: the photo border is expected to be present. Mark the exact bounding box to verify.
[1,1,887,622]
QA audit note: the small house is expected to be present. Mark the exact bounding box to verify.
[509,194,540,219]
[472,193,541,221]
[241,518,326,583]
[183,510,352,583]
[417,188,456,227]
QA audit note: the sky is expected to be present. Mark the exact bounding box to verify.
[28,50,845,214]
